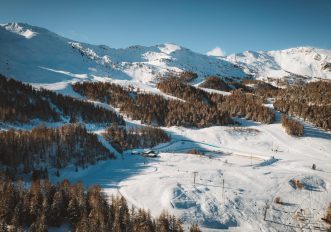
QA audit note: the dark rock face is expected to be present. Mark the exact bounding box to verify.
[322,62,331,71]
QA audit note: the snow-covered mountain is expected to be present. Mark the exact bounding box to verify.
[0,22,245,85]
[226,47,331,82]
[1,22,330,88]
[1,23,331,232]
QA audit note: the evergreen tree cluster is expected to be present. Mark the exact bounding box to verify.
[103,125,171,153]
[157,78,275,124]
[0,75,124,124]
[199,76,231,91]
[161,71,198,83]
[241,79,279,100]
[177,71,198,82]
[325,202,331,224]
[157,78,214,104]
[0,176,190,232]
[274,81,331,130]
[281,115,304,136]
[199,77,279,102]
[221,89,275,123]
[0,124,114,173]
[199,76,255,92]
[226,81,253,93]
[73,82,233,128]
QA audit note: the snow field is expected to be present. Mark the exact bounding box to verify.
[46,116,331,231]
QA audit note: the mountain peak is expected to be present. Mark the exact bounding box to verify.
[158,43,182,54]
[0,22,330,86]
[0,22,37,39]
[0,23,245,84]
[226,46,331,81]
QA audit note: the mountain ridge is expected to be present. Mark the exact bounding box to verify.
[226,46,331,83]
[0,22,330,89]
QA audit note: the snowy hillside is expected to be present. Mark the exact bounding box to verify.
[0,22,245,87]
[52,114,331,232]
[226,47,331,82]
[2,23,330,91]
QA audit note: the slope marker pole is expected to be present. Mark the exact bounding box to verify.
[264,201,269,221]
[222,179,225,204]
[193,171,198,185]
[251,154,253,167]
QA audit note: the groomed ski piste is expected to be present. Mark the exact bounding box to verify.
[40,103,330,231]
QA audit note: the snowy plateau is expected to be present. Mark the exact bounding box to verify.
[0,22,331,231]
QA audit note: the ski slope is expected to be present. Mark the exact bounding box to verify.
[47,112,331,231]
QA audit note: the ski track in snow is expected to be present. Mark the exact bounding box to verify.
[43,112,331,231]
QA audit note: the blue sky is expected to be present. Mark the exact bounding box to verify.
[1,0,330,55]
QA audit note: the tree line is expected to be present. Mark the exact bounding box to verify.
[0,124,113,174]
[198,76,231,91]
[0,75,124,124]
[220,79,330,130]
[73,81,233,128]
[178,71,198,82]
[220,89,275,123]
[241,79,279,101]
[199,78,331,130]
[0,175,201,232]
[157,78,275,124]
[199,77,279,102]
[103,124,170,153]
[281,115,304,136]
[274,81,331,130]
[199,77,255,93]
[73,79,275,128]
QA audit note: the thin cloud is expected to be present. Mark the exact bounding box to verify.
[207,47,225,56]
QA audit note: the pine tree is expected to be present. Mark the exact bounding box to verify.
[74,213,90,232]
[31,214,47,232]
[0,221,8,232]
[67,198,81,224]
[189,223,201,232]
[49,190,64,226]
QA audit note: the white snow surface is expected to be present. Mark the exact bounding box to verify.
[46,114,331,231]
[0,22,244,89]
[1,23,330,93]
[1,22,37,39]
[226,47,331,81]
